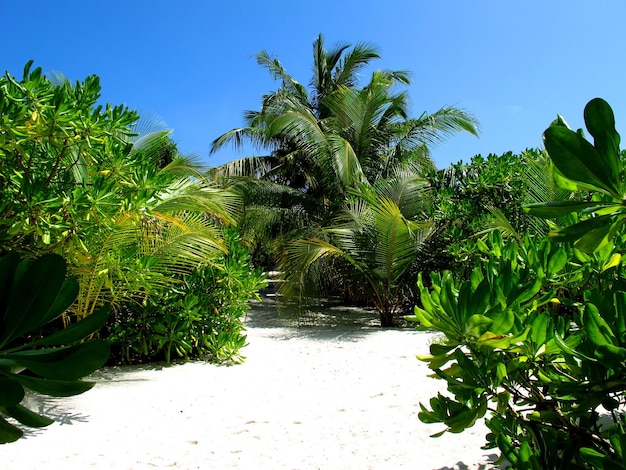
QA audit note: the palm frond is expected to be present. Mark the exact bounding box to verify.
[210,126,270,153]
[208,156,275,180]
[333,41,381,88]
[408,107,480,148]
[475,206,522,240]
[327,134,366,188]
[256,50,309,105]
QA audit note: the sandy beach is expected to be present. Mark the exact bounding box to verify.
[3,299,502,469]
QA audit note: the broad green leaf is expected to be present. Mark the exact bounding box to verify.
[0,253,19,318]
[40,277,79,326]
[0,254,67,347]
[547,247,568,276]
[489,309,515,335]
[0,377,24,407]
[530,313,550,349]
[5,404,54,428]
[525,200,605,218]
[553,333,593,361]
[584,98,621,187]
[5,341,109,380]
[0,415,22,443]
[574,223,614,253]
[583,304,616,347]
[550,214,613,241]
[13,375,95,397]
[601,253,622,272]
[544,124,619,197]
[466,314,492,337]
[596,344,626,364]
[430,342,457,356]
[471,278,492,315]
[32,305,110,347]
[495,362,507,387]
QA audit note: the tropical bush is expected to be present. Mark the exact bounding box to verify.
[409,98,626,468]
[422,149,571,277]
[0,61,239,323]
[0,253,109,443]
[106,228,267,365]
[281,178,433,326]
[211,35,479,324]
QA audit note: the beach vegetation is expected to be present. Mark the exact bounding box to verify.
[211,34,479,326]
[0,253,109,443]
[0,62,261,369]
[106,227,266,364]
[410,98,626,468]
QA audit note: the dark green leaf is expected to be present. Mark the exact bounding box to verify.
[547,247,568,276]
[32,305,110,347]
[574,223,613,253]
[543,125,619,197]
[525,200,606,218]
[0,253,19,319]
[583,304,616,347]
[5,404,54,428]
[549,215,613,241]
[584,98,621,187]
[0,377,25,407]
[13,374,95,397]
[0,415,23,443]
[0,254,68,346]
[6,340,109,380]
[40,278,79,326]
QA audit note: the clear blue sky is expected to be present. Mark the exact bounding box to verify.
[2,1,626,169]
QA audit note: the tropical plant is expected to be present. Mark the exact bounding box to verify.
[212,34,478,194]
[0,253,109,443]
[282,178,432,327]
[106,228,267,364]
[422,149,574,277]
[0,61,240,324]
[210,36,478,319]
[410,98,626,468]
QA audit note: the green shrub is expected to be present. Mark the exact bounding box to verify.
[106,228,267,365]
[409,98,626,468]
[0,253,109,443]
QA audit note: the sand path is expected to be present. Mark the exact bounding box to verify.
[3,299,502,469]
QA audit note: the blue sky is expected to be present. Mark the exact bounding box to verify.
[2,1,626,169]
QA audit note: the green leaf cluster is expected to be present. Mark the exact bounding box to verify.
[106,228,267,365]
[527,98,626,254]
[413,99,626,468]
[0,253,109,443]
[0,62,240,323]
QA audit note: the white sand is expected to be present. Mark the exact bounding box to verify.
[3,300,503,469]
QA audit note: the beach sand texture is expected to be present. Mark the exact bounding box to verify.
[3,300,503,469]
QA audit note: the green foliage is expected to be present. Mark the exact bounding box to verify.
[423,149,572,276]
[281,178,432,326]
[411,98,626,468]
[0,253,109,443]
[0,61,239,322]
[106,229,267,365]
[527,98,626,254]
[210,36,478,320]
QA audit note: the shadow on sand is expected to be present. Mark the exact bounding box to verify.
[433,454,511,470]
[16,393,91,439]
[245,296,414,342]
[434,454,505,470]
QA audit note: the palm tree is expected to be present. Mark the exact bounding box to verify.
[68,130,240,321]
[211,33,478,189]
[281,177,433,327]
[208,36,479,321]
